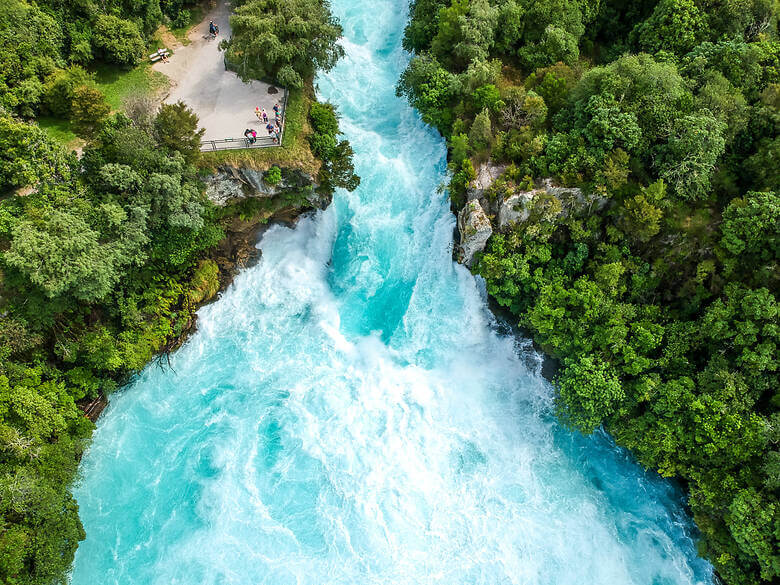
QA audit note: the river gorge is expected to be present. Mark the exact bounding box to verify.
[70,1,714,583]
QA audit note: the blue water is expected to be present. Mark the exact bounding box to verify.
[70,1,714,584]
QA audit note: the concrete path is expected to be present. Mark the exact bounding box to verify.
[153,0,285,142]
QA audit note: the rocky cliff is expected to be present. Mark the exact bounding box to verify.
[205,165,328,209]
[204,164,327,290]
[454,163,609,266]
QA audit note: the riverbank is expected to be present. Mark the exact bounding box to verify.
[397,2,779,583]
[77,161,331,424]
[0,0,359,581]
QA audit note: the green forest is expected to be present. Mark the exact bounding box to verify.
[0,1,354,584]
[398,1,778,583]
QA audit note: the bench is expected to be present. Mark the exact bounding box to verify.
[149,49,170,63]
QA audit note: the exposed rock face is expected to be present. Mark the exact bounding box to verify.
[202,164,332,289]
[497,190,536,227]
[497,179,609,231]
[204,165,327,208]
[457,199,493,267]
[466,162,507,203]
[455,166,612,265]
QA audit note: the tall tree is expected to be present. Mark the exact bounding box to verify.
[223,0,344,88]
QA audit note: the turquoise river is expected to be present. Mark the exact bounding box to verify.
[70,1,715,583]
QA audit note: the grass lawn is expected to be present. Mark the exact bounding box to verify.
[199,85,321,177]
[37,116,83,150]
[93,63,170,110]
[38,61,170,148]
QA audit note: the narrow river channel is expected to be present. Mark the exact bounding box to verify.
[70,1,714,583]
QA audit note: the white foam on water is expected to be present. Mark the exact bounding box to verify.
[70,1,714,584]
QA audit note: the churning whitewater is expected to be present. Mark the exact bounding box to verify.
[70,1,714,584]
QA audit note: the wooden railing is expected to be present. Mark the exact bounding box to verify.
[200,88,288,152]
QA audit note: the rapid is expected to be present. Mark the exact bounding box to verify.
[70,1,714,583]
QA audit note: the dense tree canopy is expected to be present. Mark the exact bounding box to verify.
[0,0,202,118]
[223,0,345,88]
[0,99,224,583]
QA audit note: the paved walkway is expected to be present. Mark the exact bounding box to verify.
[153,0,284,142]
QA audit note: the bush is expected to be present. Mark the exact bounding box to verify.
[396,54,456,132]
[472,84,504,113]
[264,166,282,185]
[71,85,111,138]
[0,0,64,116]
[172,9,191,29]
[469,108,493,152]
[42,66,93,118]
[154,101,204,162]
[187,259,220,305]
[306,100,360,192]
[309,102,340,135]
[557,357,625,434]
[308,132,337,159]
[92,15,145,66]
[123,93,159,130]
[449,133,469,165]
[0,116,73,193]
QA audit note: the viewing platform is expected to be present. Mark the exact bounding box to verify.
[153,0,287,151]
[199,87,288,152]
[200,135,278,152]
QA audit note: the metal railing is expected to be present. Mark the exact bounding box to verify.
[200,135,278,151]
[200,88,289,152]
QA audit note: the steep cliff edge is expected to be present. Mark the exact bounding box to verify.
[204,165,328,290]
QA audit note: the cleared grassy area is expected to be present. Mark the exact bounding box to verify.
[37,116,83,150]
[39,62,169,148]
[199,85,321,177]
[93,63,170,110]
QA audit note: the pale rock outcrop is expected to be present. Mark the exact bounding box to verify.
[497,179,609,230]
[204,166,323,207]
[498,190,537,227]
[457,199,493,267]
[466,162,508,202]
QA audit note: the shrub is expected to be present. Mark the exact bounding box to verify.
[309,102,340,135]
[469,108,493,152]
[264,166,282,185]
[154,101,204,162]
[308,132,337,159]
[172,9,191,29]
[92,15,145,66]
[71,85,111,138]
[472,84,504,113]
[449,133,469,165]
[42,66,93,118]
[557,356,625,434]
[123,93,159,130]
[0,116,72,193]
[187,259,220,305]
[306,100,359,192]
